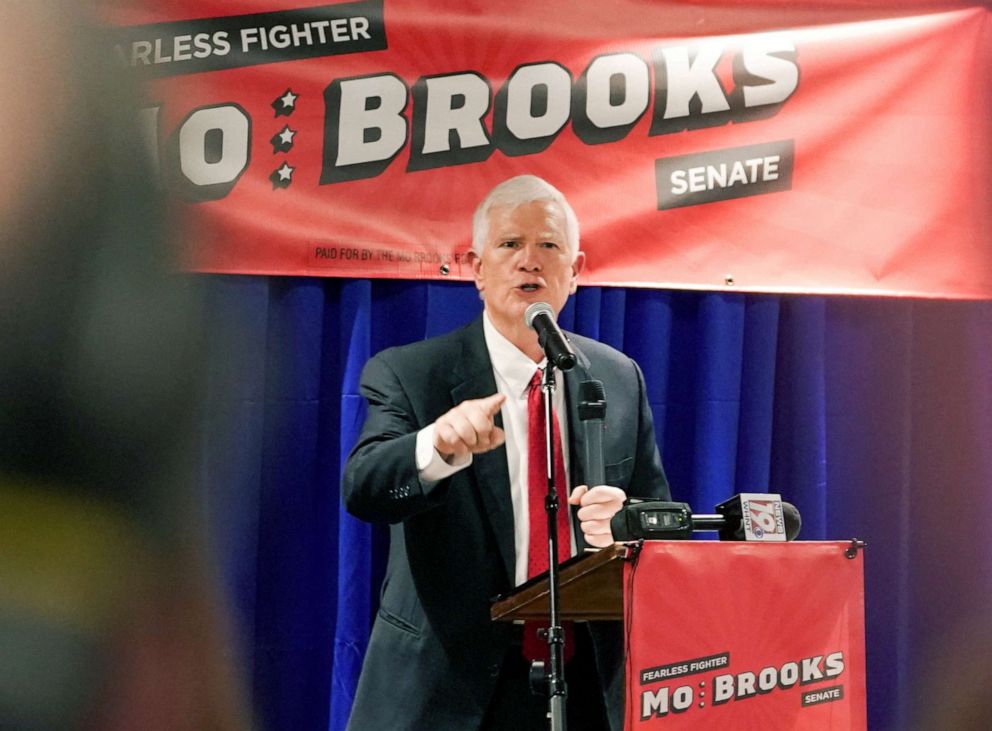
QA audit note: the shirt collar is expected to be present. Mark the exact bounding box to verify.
[482,311,546,399]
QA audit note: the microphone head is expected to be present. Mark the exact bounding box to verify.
[524,301,555,330]
[578,380,605,403]
[578,379,607,421]
[782,502,802,541]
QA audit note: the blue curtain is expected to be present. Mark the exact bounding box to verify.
[198,276,992,731]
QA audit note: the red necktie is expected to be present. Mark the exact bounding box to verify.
[523,369,574,663]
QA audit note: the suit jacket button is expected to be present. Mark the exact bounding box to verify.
[490,663,500,678]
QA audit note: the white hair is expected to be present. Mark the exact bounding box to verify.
[471,175,580,257]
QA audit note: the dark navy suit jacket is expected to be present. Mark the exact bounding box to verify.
[343,316,670,730]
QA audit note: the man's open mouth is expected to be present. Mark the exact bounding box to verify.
[519,283,541,292]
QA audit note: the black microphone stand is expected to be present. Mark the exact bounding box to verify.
[536,362,567,731]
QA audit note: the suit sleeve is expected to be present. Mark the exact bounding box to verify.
[342,353,455,523]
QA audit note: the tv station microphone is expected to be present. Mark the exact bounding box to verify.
[524,302,576,371]
[707,493,802,542]
[578,380,606,486]
[610,494,802,542]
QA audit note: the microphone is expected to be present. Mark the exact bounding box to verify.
[610,494,802,542]
[707,494,802,542]
[524,302,576,371]
[578,380,606,486]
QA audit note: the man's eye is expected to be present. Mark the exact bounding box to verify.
[540,241,559,249]
[499,240,519,248]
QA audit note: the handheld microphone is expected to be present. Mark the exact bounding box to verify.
[524,302,576,371]
[610,494,802,542]
[578,380,606,486]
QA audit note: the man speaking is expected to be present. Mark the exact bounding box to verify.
[343,175,670,730]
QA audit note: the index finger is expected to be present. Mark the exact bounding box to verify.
[476,392,506,415]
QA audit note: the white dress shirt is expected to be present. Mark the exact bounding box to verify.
[415,312,575,586]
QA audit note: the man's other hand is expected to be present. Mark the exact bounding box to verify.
[568,485,627,548]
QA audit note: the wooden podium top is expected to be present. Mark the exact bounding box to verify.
[490,542,635,622]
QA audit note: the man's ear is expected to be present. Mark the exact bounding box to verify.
[569,251,586,293]
[467,250,484,293]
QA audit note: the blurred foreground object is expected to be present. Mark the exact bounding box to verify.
[0,3,250,728]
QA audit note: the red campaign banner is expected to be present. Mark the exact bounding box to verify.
[623,541,867,730]
[103,1,992,298]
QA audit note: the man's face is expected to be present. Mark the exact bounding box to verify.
[469,199,585,339]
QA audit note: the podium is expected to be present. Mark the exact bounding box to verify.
[492,543,631,622]
[492,540,867,730]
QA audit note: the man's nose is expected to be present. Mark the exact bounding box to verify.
[517,244,541,271]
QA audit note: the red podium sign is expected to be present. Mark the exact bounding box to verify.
[624,541,866,729]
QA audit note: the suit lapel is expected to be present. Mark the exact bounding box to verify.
[450,319,516,586]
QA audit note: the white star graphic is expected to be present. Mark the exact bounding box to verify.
[277,162,294,181]
[278,126,296,145]
[280,90,298,108]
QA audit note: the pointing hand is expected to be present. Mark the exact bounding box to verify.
[433,393,507,459]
